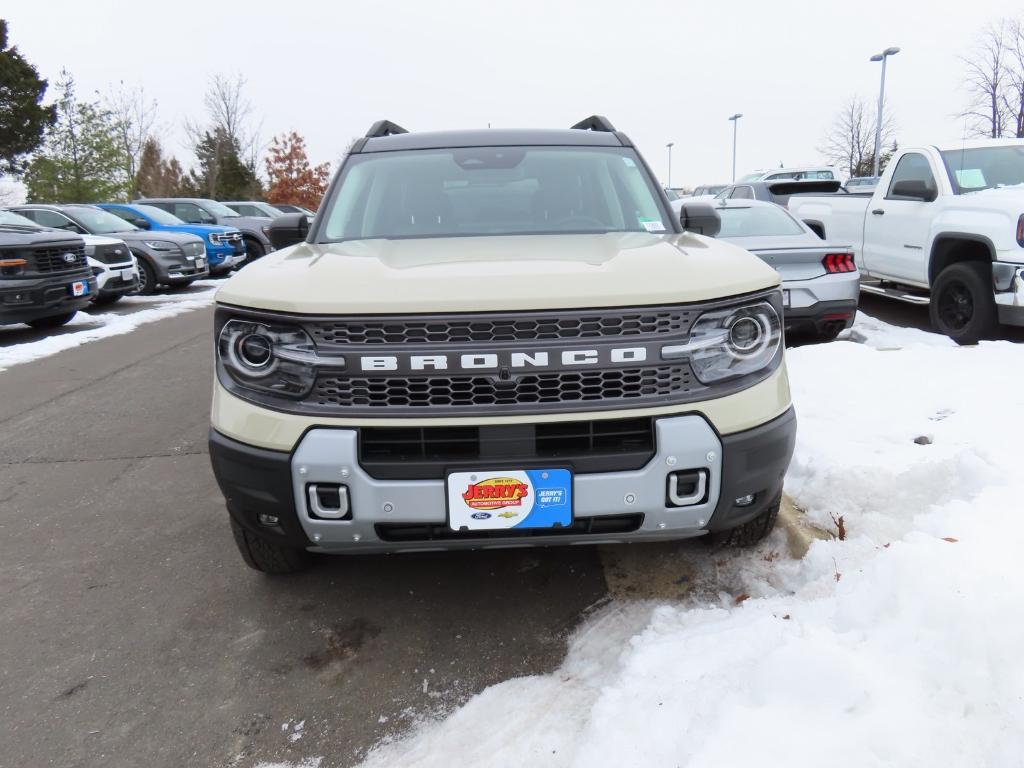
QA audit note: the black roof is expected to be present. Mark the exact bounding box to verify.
[358,128,627,153]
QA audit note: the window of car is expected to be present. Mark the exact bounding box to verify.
[886,153,937,200]
[321,146,672,242]
[737,173,763,183]
[230,204,258,216]
[171,202,209,224]
[106,207,149,228]
[717,205,805,237]
[941,145,1024,193]
[132,204,184,225]
[64,206,138,234]
[730,186,755,200]
[23,209,81,232]
[0,210,42,228]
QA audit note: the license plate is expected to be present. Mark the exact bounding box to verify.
[120,268,135,281]
[783,290,791,308]
[197,258,206,268]
[70,280,89,297]
[447,469,572,531]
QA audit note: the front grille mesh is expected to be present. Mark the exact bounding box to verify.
[307,308,697,346]
[31,244,87,273]
[313,366,693,409]
[183,242,205,257]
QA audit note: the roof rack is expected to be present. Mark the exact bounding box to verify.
[570,115,616,133]
[365,120,409,138]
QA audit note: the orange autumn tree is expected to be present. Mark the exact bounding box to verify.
[264,130,330,210]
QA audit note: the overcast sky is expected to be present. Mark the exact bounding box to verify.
[4,0,1016,190]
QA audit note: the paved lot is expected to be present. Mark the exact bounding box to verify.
[0,305,746,768]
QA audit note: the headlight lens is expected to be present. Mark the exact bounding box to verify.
[218,319,317,398]
[143,240,175,251]
[664,300,781,384]
[208,233,220,245]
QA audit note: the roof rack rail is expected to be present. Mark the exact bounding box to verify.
[570,115,616,133]
[365,120,409,138]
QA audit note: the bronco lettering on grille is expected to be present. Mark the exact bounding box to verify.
[359,347,647,372]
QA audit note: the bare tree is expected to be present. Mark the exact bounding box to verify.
[819,95,896,177]
[185,73,263,170]
[104,81,158,196]
[1002,18,1024,138]
[961,20,1011,138]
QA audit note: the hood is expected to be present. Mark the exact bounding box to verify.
[966,184,1024,203]
[80,234,127,247]
[116,230,205,245]
[216,232,780,314]
[155,223,240,237]
[0,226,83,248]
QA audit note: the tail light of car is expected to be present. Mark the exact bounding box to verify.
[822,253,856,273]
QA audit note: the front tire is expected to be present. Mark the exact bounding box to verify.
[930,262,997,345]
[230,518,314,574]
[243,238,265,262]
[27,311,76,329]
[136,257,158,295]
[712,495,781,547]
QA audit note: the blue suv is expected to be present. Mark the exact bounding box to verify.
[99,203,246,274]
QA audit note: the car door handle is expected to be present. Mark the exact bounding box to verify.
[871,208,885,216]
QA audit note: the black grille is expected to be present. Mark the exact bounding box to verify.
[93,244,132,265]
[306,307,697,346]
[314,366,693,409]
[360,417,656,479]
[30,244,87,273]
[375,514,644,542]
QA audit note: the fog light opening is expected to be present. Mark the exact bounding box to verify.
[257,512,280,526]
[735,494,756,507]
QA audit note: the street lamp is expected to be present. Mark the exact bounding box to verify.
[870,46,900,178]
[666,142,674,188]
[728,113,743,182]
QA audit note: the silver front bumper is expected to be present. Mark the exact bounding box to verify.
[290,415,724,553]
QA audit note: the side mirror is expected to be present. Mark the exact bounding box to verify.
[890,179,936,202]
[268,213,309,249]
[679,201,722,237]
[135,219,151,230]
[200,215,217,225]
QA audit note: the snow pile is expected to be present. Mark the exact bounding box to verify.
[0,286,217,372]
[354,317,1024,768]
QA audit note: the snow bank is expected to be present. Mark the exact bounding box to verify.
[0,287,216,372]
[354,318,1024,768]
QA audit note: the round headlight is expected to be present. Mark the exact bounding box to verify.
[236,333,273,369]
[728,316,763,353]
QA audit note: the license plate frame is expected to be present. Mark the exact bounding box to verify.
[782,289,791,309]
[446,468,573,532]
[69,280,89,297]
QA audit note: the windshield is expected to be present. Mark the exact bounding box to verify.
[134,204,185,225]
[737,173,763,182]
[0,210,41,229]
[200,199,241,218]
[942,145,1024,193]
[321,146,671,241]
[716,205,805,237]
[65,206,139,234]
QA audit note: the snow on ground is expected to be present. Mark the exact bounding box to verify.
[350,314,1024,768]
[0,282,219,372]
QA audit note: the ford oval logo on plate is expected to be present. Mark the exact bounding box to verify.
[62,252,76,263]
[471,512,492,520]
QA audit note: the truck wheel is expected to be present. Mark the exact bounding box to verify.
[712,495,781,547]
[27,311,76,329]
[930,262,997,345]
[229,518,313,574]
[136,258,158,295]
[244,238,265,261]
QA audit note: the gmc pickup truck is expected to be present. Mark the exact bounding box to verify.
[789,139,1024,343]
[208,116,797,574]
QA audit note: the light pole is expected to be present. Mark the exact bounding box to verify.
[666,142,674,188]
[870,47,900,178]
[728,113,743,182]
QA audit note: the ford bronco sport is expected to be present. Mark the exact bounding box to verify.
[208,116,797,573]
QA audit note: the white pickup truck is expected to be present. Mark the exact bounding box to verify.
[788,139,1024,343]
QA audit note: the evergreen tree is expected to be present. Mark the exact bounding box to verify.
[0,19,56,175]
[188,127,261,199]
[24,71,129,202]
[134,137,187,198]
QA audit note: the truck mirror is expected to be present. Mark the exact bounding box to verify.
[679,201,722,237]
[268,213,309,249]
[890,180,936,202]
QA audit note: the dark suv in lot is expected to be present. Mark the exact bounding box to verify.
[0,214,95,328]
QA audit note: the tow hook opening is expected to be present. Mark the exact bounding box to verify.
[667,469,709,507]
[307,483,352,520]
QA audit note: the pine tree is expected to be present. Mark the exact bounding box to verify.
[264,131,330,210]
[188,127,261,200]
[135,137,186,198]
[24,71,129,202]
[0,19,57,175]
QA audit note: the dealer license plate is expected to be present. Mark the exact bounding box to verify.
[70,280,89,297]
[120,268,135,281]
[447,468,572,532]
[783,289,791,308]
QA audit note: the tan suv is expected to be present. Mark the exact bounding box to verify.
[208,116,796,573]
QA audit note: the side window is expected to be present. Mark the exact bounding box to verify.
[172,202,204,223]
[33,210,80,231]
[236,205,257,216]
[731,186,755,200]
[107,208,144,227]
[886,153,937,200]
